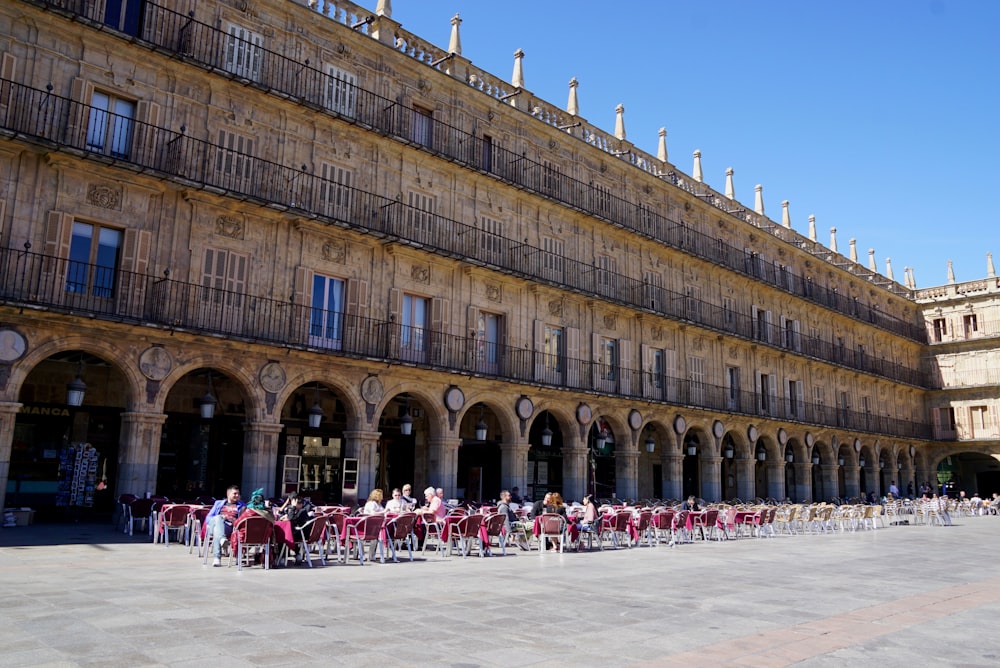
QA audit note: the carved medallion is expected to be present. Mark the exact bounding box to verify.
[215,215,244,239]
[650,325,662,341]
[87,183,122,210]
[603,314,616,330]
[138,346,172,381]
[485,283,501,302]
[361,376,384,405]
[548,299,563,317]
[411,264,430,283]
[258,362,286,393]
[322,241,346,264]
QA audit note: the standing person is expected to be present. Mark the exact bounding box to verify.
[205,485,246,567]
[907,481,914,498]
[400,484,418,511]
[889,480,900,497]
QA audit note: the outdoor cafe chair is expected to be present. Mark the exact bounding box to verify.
[447,514,485,558]
[297,515,329,567]
[189,505,212,555]
[114,493,136,533]
[480,513,508,556]
[322,511,348,563]
[422,515,447,557]
[538,513,568,555]
[651,509,674,545]
[228,514,274,572]
[156,504,191,546]
[634,510,655,547]
[578,514,605,551]
[345,515,388,565]
[127,497,154,537]
[384,513,419,562]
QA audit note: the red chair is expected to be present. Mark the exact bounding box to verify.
[692,508,720,541]
[480,513,507,556]
[634,510,654,546]
[157,504,191,546]
[189,506,212,555]
[605,511,633,548]
[127,498,154,537]
[537,513,567,554]
[229,515,274,571]
[671,510,690,545]
[115,494,136,533]
[384,513,418,562]
[717,507,738,539]
[651,509,675,545]
[296,515,329,567]
[345,515,387,565]
[322,511,348,563]
[578,514,605,551]
[447,514,485,558]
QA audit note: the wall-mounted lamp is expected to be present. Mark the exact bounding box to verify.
[879,460,885,470]
[475,404,488,441]
[838,455,845,466]
[859,456,867,468]
[757,448,766,462]
[541,412,553,447]
[308,383,324,429]
[399,396,413,436]
[687,442,698,457]
[595,428,607,450]
[645,432,656,453]
[199,371,217,419]
[66,358,87,407]
[723,442,734,459]
[786,451,794,463]
[897,461,903,471]
[812,454,820,465]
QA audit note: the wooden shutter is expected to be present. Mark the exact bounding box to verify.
[389,287,403,357]
[533,319,545,382]
[618,339,632,396]
[44,211,73,300]
[430,297,450,364]
[566,326,580,388]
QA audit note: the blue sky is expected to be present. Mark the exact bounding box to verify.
[387,0,999,286]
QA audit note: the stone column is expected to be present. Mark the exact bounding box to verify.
[767,462,786,500]
[661,452,683,500]
[616,448,639,500]
[0,401,23,513]
[819,464,839,501]
[843,465,861,498]
[117,411,168,497]
[735,458,755,501]
[701,456,722,501]
[242,421,284,497]
[557,445,585,502]
[344,429,382,499]
[499,440,530,494]
[789,462,810,502]
[426,435,461,499]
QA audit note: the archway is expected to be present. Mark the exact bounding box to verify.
[456,402,502,503]
[377,392,429,502]
[276,381,350,505]
[528,410,564,502]
[589,417,617,500]
[682,432,700,499]
[754,438,769,500]
[720,433,738,500]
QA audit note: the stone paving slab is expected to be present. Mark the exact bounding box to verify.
[2,517,999,667]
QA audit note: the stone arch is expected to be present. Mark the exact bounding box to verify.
[274,371,366,428]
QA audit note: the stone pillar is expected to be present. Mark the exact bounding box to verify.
[767,462,786,500]
[843,465,861,498]
[820,464,840,501]
[560,445,587,502]
[790,462,810,502]
[426,435,461,499]
[344,429,382,499]
[500,440,530,494]
[735,458,755,500]
[117,411,168,497]
[242,421,284,497]
[662,452,683,500]
[616,448,639,500]
[701,456,722,501]
[0,401,23,513]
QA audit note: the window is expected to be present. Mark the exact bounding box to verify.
[744,249,763,278]
[726,366,741,411]
[838,391,849,426]
[836,337,846,363]
[543,325,563,374]
[309,274,345,349]
[651,348,665,391]
[970,405,990,438]
[752,306,771,343]
[104,0,144,36]
[86,91,135,158]
[782,317,801,351]
[786,380,803,419]
[963,314,979,338]
[644,271,664,311]
[481,134,494,172]
[475,311,502,374]
[590,183,612,216]
[813,386,825,422]
[542,161,562,198]
[758,373,775,416]
[215,130,255,187]
[319,162,353,218]
[541,236,564,280]
[400,294,429,362]
[936,406,957,434]
[777,263,790,291]
[412,105,433,148]
[224,24,263,81]
[405,191,435,241]
[324,65,357,117]
[66,222,122,298]
[685,285,701,322]
[201,247,248,309]
[723,297,736,332]
[599,337,618,382]
[479,216,504,264]
[688,356,705,406]
[596,255,617,292]
[857,344,866,370]
[932,318,947,342]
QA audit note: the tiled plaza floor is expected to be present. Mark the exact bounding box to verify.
[1,513,998,667]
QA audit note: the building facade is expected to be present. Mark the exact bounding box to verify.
[0,0,992,518]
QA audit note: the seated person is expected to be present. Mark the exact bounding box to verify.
[385,488,405,514]
[509,486,524,505]
[400,484,418,511]
[205,485,246,567]
[275,491,298,518]
[421,486,448,522]
[579,494,599,528]
[529,493,552,519]
[681,495,701,511]
[362,489,386,515]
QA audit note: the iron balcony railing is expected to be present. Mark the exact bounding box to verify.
[0,76,925,387]
[21,0,926,344]
[0,245,932,440]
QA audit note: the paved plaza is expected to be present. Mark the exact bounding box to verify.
[1,516,998,667]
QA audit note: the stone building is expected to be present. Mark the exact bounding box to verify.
[0,0,992,518]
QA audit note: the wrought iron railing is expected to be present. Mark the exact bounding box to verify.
[20,0,925,344]
[0,245,933,440]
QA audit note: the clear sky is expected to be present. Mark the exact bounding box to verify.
[384,0,999,287]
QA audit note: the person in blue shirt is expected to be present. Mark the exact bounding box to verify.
[205,485,246,566]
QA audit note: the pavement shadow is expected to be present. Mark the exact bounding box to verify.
[0,522,155,547]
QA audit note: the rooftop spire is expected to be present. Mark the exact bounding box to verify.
[830,227,838,253]
[886,257,894,281]
[781,200,791,228]
[511,48,525,89]
[614,104,626,141]
[448,13,462,55]
[848,237,857,262]
[754,184,764,215]
[947,259,955,284]
[657,127,668,163]
[808,215,817,242]
[376,0,392,17]
[868,248,876,272]
[725,167,735,199]
[908,267,918,289]
[988,252,996,278]
[904,266,912,288]
[566,77,579,116]
[693,150,703,183]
